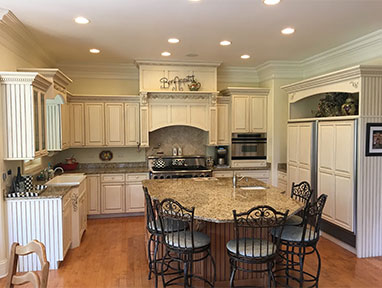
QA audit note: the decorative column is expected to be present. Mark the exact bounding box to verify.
[209,92,218,145]
[139,92,149,147]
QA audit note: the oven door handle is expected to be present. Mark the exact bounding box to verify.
[232,141,267,144]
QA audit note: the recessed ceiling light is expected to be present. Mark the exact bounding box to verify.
[189,0,201,2]
[161,51,171,57]
[241,55,250,59]
[220,40,232,46]
[263,0,280,5]
[168,38,180,44]
[74,16,90,24]
[281,27,295,35]
[89,48,100,54]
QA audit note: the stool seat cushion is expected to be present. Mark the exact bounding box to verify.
[285,215,303,226]
[165,231,210,249]
[226,238,277,258]
[148,219,187,233]
[272,226,318,242]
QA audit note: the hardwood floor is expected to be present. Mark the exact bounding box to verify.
[1,216,382,287]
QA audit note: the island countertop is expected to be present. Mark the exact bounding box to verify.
[142,177,303,223]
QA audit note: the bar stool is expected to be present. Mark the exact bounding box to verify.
[226,205,289,288]
[273,194,328,288]
[285,181,313,226]
[154,198,216,288]
[144,188,186,288]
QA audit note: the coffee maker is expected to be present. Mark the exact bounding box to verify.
[216,146,228,167]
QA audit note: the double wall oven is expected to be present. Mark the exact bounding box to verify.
[231,133,267,160]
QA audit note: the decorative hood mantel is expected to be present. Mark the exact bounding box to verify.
[136,61,221,147]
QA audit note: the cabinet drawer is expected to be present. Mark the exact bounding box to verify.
[126,173,149,182]
[101,174,125,183]
[212,171,234,178]
[231,160,267,168]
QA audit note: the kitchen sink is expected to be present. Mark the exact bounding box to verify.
[238,186,266,190]
[46,174,86,186]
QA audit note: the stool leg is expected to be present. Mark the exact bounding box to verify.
[298,246,305,288]
[161,249,168,288]
[285,244,290,286]
[153,235,159,288]
[147,234,154,280]
[184,256,189,288]
[229,259,237,288]
[209,248,216,285]
[189,253,193,287]
[314,246,321,288]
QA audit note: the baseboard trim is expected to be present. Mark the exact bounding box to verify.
[322,232,357,255]
[0,258,8,278]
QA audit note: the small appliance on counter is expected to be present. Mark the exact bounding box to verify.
[215,146,229,167]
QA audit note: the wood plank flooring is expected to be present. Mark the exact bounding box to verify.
[1,216,382,287]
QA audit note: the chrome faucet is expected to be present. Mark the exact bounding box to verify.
[53,167,64,176]
[233,175,245,188]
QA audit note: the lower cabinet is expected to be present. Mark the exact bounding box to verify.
[71,179,87,248]
[101,183,125,214]
[62,190,72,258]
[90,172,148,215]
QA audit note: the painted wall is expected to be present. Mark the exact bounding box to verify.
[67,78,139,95]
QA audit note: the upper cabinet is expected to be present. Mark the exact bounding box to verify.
[221,87,269,134]
[125,103,140,146]
[0,72,51,160]
[85,103,105,146]
[18,68,73,152]
[217,96,230,145]
[105,103,124,146]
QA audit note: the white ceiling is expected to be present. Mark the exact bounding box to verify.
[0,0,381,67]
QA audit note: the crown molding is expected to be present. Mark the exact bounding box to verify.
[135,59,222,68]
[217,66,259,84]
[57,62,138,80]
[255,61,303,82]
[220,87,270,97]
[0,9,55,67]
[301,29,382,78]
[18,68,72,88]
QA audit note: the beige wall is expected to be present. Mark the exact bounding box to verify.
[68,78,139,95]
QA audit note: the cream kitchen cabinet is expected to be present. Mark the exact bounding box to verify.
[232,95,267,133]
[70,103,85,147]
[318,120,355,232]
[87,174,101,215]
[105,103,125,146]
[125,173,148,213]
[217,103,230,145]
[62,189,72,259]
[125,103,140,146]
[61,102,70,149]
[85,103,105,146]
[101,183,125,214]
[71,178,87,249]
[1,72,51,160]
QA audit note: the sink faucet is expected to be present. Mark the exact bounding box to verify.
[233,175,245,188]
[53,167,64,177]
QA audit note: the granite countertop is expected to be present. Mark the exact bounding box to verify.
[5,185,72,200]
[71,167,150,174]
[143,177,303,223]
[213,163,271,171]
[278,163,287,173]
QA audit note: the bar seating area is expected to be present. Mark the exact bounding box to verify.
[143,178,328,287]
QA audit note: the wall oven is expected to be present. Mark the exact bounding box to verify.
[231,133,267,160]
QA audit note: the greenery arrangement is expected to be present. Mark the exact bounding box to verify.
[313,92,358,117]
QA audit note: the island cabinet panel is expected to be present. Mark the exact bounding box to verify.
[70,103,85,147]
[105,103,125,146]
[125,103,140,146]
[85,103,105,146]
[87,174,101,215]
[318,120,355,232]
[101,183,125,214]
[232,96,250,132]
[217,103,230,145]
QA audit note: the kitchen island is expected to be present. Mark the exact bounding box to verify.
[143,177,303,286]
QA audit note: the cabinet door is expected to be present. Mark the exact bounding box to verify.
[140,106,149,147]
[125,103,139,146]
[209,107,217,145]
[105,103,124,146]
[62,197,72,257]
[70,103,85,147]
[61,103,70,149]
[250,96,267,133]
[126,184,145,213]
[217,104,230,145]
[232,96,249,132]
[85,103,105,146]
[79,192,87,235]
[87,175,100,215]
[101,183,125,214]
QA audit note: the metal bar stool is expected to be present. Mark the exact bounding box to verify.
[273,194,328,288]
[226,205,289,288]
[154,198,216,288]
[285,181,313,226]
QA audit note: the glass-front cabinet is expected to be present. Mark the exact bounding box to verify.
[33,89,48,157]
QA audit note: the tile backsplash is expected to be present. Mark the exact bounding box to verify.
[147,126,208,156]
